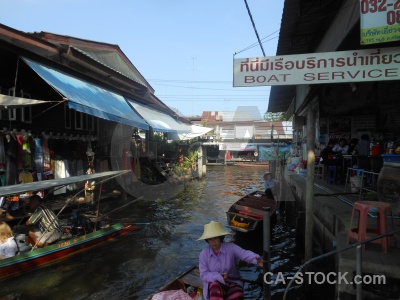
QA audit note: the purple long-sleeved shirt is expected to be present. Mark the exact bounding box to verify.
[199,242,260,300]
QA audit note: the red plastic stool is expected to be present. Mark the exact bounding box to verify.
[347,201,394,253]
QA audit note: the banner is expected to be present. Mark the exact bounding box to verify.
[360,0,400,45]
[258,145,291,161]
[233,47,400,86]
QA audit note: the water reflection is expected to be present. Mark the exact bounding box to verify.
[0,166,302,300]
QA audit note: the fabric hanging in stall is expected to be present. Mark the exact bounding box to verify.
[53,160,66,195]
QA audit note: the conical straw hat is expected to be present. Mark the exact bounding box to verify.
[263,172,271,180]
[198,221,232,240]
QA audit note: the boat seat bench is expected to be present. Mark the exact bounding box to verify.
[233,204,264,219]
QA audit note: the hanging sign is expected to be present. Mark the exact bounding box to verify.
[233,47,400,86]
[219,143,257,151]
[360,0,400,44]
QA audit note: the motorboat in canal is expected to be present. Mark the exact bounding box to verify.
[0,222,139,280]
[226,190,277,233]
[0,170,141,280]
[148,266,203,300]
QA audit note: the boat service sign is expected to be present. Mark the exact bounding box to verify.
[233,47,400,87]
[360,0,400,44]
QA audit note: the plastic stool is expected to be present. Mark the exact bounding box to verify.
[347,201,394,253]
[327,166,337,184]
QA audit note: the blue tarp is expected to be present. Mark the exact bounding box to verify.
[23,58,149,130]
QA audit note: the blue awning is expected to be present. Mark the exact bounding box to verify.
[23,58,149,130]
[127,99,190,133]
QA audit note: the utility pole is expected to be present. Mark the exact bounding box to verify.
[191,57,197,116]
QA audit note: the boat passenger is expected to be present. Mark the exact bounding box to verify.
[263,172,278,199]
[25,195,62,248]
[198,221,263,300]
[0,196,15,221]
[0,209,14,222]
[0,221,18,259]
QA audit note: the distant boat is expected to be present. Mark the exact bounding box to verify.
[226,190,277,233]
[235,162,270,168]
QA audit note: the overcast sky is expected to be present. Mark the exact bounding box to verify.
[0,0,284,117]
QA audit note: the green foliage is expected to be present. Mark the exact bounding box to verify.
[172,150,199,177]
[153,133,176,154]
[264,112,287,121]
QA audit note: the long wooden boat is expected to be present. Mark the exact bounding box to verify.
[235,162,270,169]
[0,170,141,281]
[147,266,202,300]
[0,222,139,280]
[226,190,277,233]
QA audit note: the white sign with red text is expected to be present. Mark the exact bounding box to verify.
[233,47,400,87]
[360,0,400,44]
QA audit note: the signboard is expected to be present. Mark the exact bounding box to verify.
[233,47,400,87]
[219,143,257,151]
[360,0,400,44]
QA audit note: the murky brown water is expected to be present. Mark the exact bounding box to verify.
[0,166,302,300]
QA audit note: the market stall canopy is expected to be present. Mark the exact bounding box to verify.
[169,124,214,141]
[22,58,149,130]
[0,94,49,109]
[127,98,190,133]
[0,170,129,197]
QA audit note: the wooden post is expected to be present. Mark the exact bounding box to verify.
[263,207,271,300]
[305,107,316,261]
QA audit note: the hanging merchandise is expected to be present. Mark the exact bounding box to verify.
[21,133,32,170]
[122,147,130,170]
[34,137,44,180]
[86,141,95,174]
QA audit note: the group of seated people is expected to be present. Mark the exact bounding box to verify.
[319,135,370,183]
[0,195,62,259]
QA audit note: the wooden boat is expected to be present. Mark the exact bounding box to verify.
[0,222,139,280]
[226,191,277,233]
[147,266,202,300]
[0,170,142,280]
[235,163,269,168]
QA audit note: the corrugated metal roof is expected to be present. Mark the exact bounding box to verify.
[268,0,346,113]
[70,46,147,87]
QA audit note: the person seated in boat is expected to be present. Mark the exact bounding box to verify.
[198,221,263,300]
[0,196,15,222]
[0,221,18,259]
[25,195,62,248]
[263,172,278,199]
[0,209,14,222]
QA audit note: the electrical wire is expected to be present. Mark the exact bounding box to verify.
[235,0,359,56]
[243,0,265,56]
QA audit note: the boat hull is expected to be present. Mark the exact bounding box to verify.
[0,223,138,280]
[147,266,201,300]
[226,191,276,233]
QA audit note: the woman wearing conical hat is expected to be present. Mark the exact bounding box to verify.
[198,221,263,300]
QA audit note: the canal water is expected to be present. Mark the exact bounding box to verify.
[0,166,304,300]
